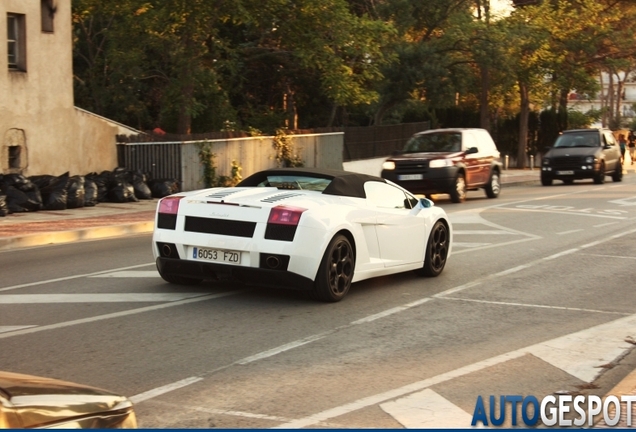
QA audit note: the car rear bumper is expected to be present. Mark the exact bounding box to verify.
[156,257,315,291]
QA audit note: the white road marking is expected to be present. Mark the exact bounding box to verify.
[0,325,37,334]
[275,313,636,428]
[380,388,475,429]
[350,298,431,325]
[237,333,330,365]
[440,297,628,316]
[0,262,155,292]
[580,253,636,261]
[526,313,636,382]
[452,242,492,248]
[506,207,627,220]
[0,290,247,339]
[557,229,584,235]
[130,377,204,404]
[453,230,518,235]
[91,271,160,278]
[594,222,621,228]
[0,293,206,304]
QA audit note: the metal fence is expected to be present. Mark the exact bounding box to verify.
[117,133,344,191]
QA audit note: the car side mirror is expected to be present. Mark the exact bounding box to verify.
[465,147,478,155]
[419,198,433,208]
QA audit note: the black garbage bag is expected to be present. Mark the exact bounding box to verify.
[148,178,180,198]
[107,179,138,203]
[0,194,8,216]
[129,170,152,200]
[5,185,41,212]
[86,172,110,202]
[0,183,9,216]
[66,175,85,209]
[29,175,57,193]
[42,173,70,210]
[84,178,98,207]
[3,173,36,192]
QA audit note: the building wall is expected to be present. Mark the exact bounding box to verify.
[1,0,135,177]
[568,73,636,122]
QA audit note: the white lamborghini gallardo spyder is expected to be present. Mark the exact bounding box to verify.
[152,168,452,302]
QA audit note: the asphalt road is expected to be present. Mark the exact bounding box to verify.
[1,176,635,428]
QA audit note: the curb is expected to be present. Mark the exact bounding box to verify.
[0,221,154,251]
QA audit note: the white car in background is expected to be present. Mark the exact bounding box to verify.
[152,168,452,302]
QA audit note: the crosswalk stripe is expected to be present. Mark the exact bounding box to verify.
[380,388,476,428]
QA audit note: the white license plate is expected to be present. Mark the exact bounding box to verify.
[398,174,424,181]
[556,170,574,175]
[192,247,241,264]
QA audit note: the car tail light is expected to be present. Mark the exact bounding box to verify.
[157,196,184,230]
[265,205,306,241]
[159,196,184,214]
[267,206,306,225]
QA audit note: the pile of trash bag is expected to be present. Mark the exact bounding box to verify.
[0,168,180,217]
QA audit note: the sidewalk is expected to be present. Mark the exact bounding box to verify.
[0,199,157,251]
[0,167,542,251]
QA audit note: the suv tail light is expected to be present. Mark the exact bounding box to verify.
[265,205,306,241]
[157,196,184,230]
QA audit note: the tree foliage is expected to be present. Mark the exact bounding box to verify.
[72,0,636,149]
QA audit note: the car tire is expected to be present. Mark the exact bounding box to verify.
[485,171,501,198]
[415,220,449,277]
[449,173,466,203]
[594,162,605,184]
[541,175,553,186]
[612,163,623,182]
[312,234,355,302]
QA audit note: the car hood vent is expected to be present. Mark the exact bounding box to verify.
[206,189,241,199]
[261,192,303,203]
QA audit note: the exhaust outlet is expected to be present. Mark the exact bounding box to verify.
[266,255,280,269]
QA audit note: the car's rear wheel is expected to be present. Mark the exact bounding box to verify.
[449,173,466,203]
[416,220,449,277]
[612,163,623,182]
[312,234,354,302]
[485,171,501,198]
[541,175,553,186]
[594,162,605,184]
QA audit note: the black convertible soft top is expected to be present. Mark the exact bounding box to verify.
[236,168,387,199]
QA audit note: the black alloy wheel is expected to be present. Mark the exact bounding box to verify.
[313,234,355,302]
[416,220,449,277]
